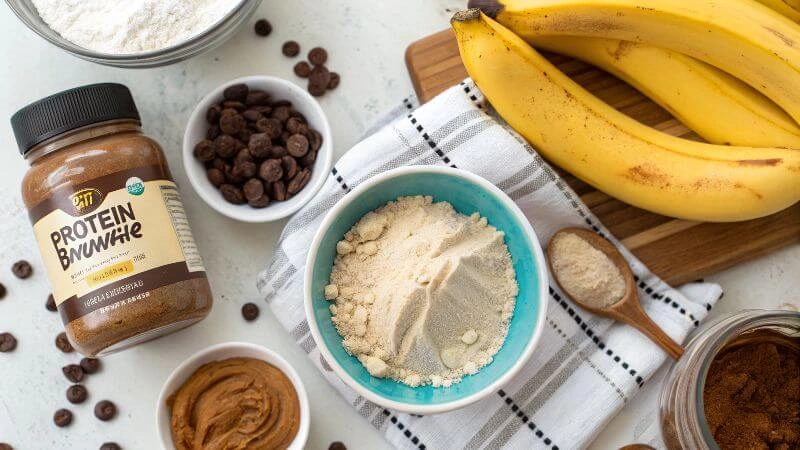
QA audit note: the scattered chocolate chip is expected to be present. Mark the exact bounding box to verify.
[328,72,341,90]
[282,40,300,57]
[53,409,72,427]
[241,303,260,321]
[329,442,347,450]
[287,169,312,195]
[55,332,73,353]
[94,400,117,421]
[294,61,312,78]
[308,81,327,97]
[193,140,216,162]
[100,444,121,450]
[0,283,5,300]
[207,168,226,187]
[220,184,246,204]
[0,443,12,450]
[243,179,265,202]
[46,293,57,312]
[286,134,309,157]
[66,385,88,404]
[11,261,32,279]
[281,156,299,180]
[273,181,288,202]
[245,90,270,106]
[223,84,249,102]
[254,19,272,37]
[62,364,84,383]
[0,333,17,352]
[308,47,328,66]
[259,159,284,182]
[80,357,101,374]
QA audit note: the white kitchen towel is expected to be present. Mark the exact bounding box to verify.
[257,80,723,450]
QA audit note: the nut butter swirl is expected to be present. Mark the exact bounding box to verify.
[169,357,300,450]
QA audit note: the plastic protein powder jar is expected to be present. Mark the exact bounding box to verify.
[12,83,212,356]
[31,0,242,54]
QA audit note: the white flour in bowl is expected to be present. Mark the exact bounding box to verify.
[326,196,519,387]
[31,0,241,54]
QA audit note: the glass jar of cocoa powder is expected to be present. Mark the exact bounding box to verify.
[12,83,213,357]
[659,310,799,450]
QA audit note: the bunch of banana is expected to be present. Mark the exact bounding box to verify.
[451,10,800,221]
[755,0,800,23]
[469,0,800,125]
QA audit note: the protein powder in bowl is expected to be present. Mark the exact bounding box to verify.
[11,83,213,357]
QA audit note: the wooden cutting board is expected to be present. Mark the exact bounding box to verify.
[405,29,800,286]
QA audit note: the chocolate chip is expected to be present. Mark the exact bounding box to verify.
[328,72,341,90]
[286,134,309,157]
[11,261,32,279]
[232,161,257,179]
[0,443,13,450]
[308,47,328,66]
[256,118,283,139]
[308,66,331,97]
[309,129,323,152]
[223,100,247,112]
[207,168,225,187]
[55,332,73,353]
[193,140,216,162]
[94,400,117,421]
[248,133,272,159]
[206,124,221,140]
[80,357,101,374]
[100,444,121,450]
[271,105,292,123]
[329,442,347,450]
[206,104,222,124]
[287,169,312,195]
[281,156,299,180]
[241,303,260,321]
[53,409,72,427]
[62,364,84,383]
[308,80,327,97]
[259,159,283,182]
[220,184,246,204]
[245,90,270,106]
[300,150,317,168]
[248,195,270,208]
[254,19,272,37]
[270,146,288,159]
[0,283,6,300]
[0,333,17,352]
[66,385,88,404]
[45,293,57,311]
[219,109,246,135]
[242,109,263,123]
[213,134,238,158]
[273,181,288,202]
[294,61,312,78]
[282,40,300,57]
[243,179,265,202]
[223,84,249,102]
[286,116,306,135]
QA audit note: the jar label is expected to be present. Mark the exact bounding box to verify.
[29,165,206,324]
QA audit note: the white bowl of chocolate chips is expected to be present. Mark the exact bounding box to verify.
[183,75,333,223]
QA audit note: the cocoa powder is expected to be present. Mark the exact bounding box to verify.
[703,330,800,450]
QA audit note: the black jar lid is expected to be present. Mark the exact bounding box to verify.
[10,83,141,156]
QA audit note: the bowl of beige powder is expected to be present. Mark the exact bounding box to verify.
[304,166,548,414]
[7,0,261,67]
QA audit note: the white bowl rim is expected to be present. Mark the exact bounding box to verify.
[303,165,549,415]
[155,341,310,449]
[182,75,333,223]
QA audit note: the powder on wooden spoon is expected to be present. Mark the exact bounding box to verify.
[549,232,626,308]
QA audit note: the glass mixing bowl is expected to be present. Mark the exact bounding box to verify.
[5,0,263,68]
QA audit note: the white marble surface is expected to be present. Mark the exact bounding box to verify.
[0,1,797,449]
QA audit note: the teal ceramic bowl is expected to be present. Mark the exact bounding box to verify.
[304,166,548,414]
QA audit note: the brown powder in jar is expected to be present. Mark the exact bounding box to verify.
[703,330,800,450]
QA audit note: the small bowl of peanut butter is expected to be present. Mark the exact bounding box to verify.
[156,342,310,449]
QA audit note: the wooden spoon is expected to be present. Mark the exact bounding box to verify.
[547,227,684,360]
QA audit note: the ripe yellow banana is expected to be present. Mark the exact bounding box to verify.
[755,0,800,23]
[451,9,800,222]
[469,0,800,126]
[528,36,800,149]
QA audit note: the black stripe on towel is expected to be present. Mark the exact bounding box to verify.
[550,287,645,386]
[382,409,426,449]
[331,166,350,191]
[408,114,457,168]
[497,390,560,450]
